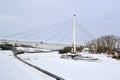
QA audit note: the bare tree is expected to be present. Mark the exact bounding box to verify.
[86,35,120,53]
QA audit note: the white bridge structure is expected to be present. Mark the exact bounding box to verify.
[0,14,92,50]
[0,39,81,50]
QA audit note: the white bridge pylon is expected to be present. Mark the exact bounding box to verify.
[72,14,77,53]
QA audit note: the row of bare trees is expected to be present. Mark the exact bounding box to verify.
[86,35,120,53]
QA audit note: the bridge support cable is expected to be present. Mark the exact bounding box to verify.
[2,19,72,39]
[75,20,94,41]
[59,27,72,44]
[45,25,72,43]
[30,23,72,41]
[14,22,71,40]
[16,22,72,40]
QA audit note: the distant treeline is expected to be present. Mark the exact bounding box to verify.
[86,35,120,53]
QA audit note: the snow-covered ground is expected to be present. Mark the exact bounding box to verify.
[0,51,55,80]
[19,51,120,80]
[1,49,120,80]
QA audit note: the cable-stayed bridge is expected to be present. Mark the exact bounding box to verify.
[0,15,93,49]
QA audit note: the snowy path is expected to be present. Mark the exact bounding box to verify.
[19,52,120,80]
[0,51,55,80]
[15,53,64,80]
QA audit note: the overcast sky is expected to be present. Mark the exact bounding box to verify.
[0,0,120,43]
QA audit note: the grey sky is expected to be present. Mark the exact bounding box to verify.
[0,0,120,43]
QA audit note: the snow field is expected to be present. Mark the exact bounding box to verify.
[19,51,120,80]
[0,51,55,80]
